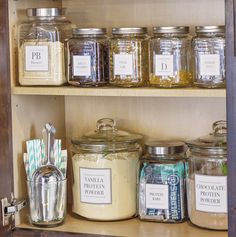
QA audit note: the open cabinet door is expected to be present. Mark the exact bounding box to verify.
[0,0,15,236]
[227,0,236,237]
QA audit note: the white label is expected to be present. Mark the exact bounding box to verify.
[155,55,174,76]
[73,55,91,76]
[25,45,49,71]
[114,54,133,76]
[145,184,169,209]
[195,174,227,213]
[199,54,220,76]
[80,168,112,204]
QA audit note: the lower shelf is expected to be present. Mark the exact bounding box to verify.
[17,214,228,237]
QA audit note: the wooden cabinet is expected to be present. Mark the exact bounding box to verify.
[0,0,234,236]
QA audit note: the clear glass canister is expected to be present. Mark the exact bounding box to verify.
[149,26,192,88]
[192,26,225,88]
[109,27,149,87]
[66,28,109,87]
[186,120,227,230]
[71,118,142,221]
[139,141,187,223]
[18,8,73,86]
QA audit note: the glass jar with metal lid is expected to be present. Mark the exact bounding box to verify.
[66,28,109,87]
[192,26,225,88]
[149,26,192,88]
[186,120,227,230]
[109,27,149,87]
[18,8,73,85]
[138,141,187,223]
[71,118,142,221]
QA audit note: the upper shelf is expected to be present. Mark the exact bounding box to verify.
[11,86,226,98]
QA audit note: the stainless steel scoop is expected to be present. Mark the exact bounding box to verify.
[28,123,66,226]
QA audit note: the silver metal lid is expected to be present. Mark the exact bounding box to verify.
[195,26,225,34]
[112,27,148,35]
[27,8,66,17]
[153,26,189,34]
[72,28,107,35]
[145,141,186,155]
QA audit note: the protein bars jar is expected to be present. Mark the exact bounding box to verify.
[71,118,142,220]
[186,120,227,230]
[192,26,225,88]
[66,28,109,87]
[109,27,149,87]
[149,26,192,88]
[139,141,187,223]
[18,8,72,85]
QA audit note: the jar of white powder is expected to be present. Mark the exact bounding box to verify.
[18,8,73,85]
[186,120,227,230]
[71,118,142,221]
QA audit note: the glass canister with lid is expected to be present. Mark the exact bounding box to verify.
[186,120,227,230]
[109,27,149,87]
[138,141,187,223]
[66,28,109,87]
[149,26,192,88]
[71,118,142,221]
[18,8,73,85]
[192,26,225,88]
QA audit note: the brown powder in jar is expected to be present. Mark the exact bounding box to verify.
[187,178,227,230]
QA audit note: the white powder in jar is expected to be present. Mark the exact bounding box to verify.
[18,41,66,85]
[187,178,228,230]
[72,151,139,221]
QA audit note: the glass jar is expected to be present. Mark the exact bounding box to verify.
[149,26,192,88]
[18,8,73,86]
[71,118,142,221]
[138,141,187,223]
[66,28,109,87]
[192,26,225,88]
[109,27,149,87]
[186,120,227,230]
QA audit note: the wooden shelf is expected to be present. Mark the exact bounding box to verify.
[11,86,226,97]
[17,214,227,237]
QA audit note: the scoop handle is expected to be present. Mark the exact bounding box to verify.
[42,123,56,166]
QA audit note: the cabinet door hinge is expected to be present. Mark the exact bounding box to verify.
[1,194,26,227]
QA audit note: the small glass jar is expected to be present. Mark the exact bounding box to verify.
[192,26,225,88]
[149,26,192,88]
[71,118,142,221]
[186,120,227,230]
[66,28,109,87]
[18,8,73,86]
[138,141,187,223]
[109,27,149,87]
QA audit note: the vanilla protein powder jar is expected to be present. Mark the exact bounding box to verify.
[71,118,142,221]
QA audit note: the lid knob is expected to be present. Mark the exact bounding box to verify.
[212,120,227,136]
[96,118,116,132]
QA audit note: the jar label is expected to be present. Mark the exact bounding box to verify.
[73,55,91,76]
[25,45,49,71]
[195,174,227,213]
[80,168,112,204]
[145,184,169,209]
[155,55,174,76]
[199,54,220,76]
[114,54,133,76]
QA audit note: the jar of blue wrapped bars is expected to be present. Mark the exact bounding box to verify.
[138,141,187,223]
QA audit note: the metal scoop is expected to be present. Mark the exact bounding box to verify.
[30,123,65,224]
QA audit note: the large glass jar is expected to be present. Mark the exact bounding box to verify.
[18,8,73,86]
[138,141,187,223]
[186,121,227,230]
[71,118,142,221]
[109,27,149,87]
[149,26,192,88]
[192,26,225,88]
[66,28,109,87]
